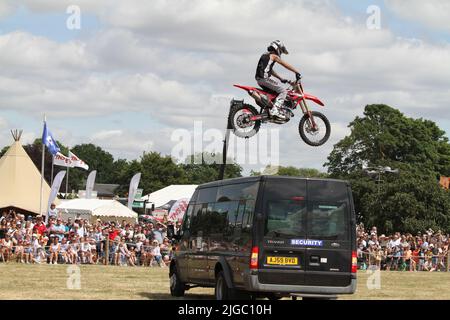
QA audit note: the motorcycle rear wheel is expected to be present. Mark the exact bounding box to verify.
[299,111,331,147]
[229,104,261,139]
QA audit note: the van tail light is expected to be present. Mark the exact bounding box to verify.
[250,246,259,270]
[351,251,358,273]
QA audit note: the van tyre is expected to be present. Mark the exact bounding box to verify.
[169,266,185,297]
[215,271,236,300]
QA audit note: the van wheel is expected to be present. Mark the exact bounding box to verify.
[169,267,185,297]
[215,271,235,300]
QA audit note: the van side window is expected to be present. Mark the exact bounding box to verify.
[217,182,259,202]
[213,201,239,238]
[198,187,217,203]
[190,204,203,236]
[182,204,194,232]
[209,202,227,237]
[240,200,255,246]
[242,200,255,233]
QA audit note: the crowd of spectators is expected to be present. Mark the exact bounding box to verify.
[357,224,450,272]
[0,209,181,267]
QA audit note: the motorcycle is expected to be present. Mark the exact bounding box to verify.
[230,78,331,147]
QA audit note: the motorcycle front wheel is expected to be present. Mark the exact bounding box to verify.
[299,111,331,147]
[229,104,261,139]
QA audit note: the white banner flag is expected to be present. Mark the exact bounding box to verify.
[54,152,74,168]
[69,151,89,170]
[168,198,189,223]
[47,170,66,212]
[86,170,97,199]
[128,173,142,210]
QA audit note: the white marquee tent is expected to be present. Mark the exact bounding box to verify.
[140,185,198,208]
[57,199,138,223]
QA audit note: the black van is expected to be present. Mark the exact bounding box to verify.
[169,176,357,300]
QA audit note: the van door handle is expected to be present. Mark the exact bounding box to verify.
[309,255,320,266]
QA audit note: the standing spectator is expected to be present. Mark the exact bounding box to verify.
[47,203,58,221]
[33,216,47,237]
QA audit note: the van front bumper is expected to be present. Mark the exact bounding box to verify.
[245,275,357,296]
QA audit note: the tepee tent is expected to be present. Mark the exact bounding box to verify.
[0,130,53,215]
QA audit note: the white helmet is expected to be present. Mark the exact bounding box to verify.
[268,40,289,56]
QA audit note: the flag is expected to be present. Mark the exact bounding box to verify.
[47,170,66,212]
[168,198,189,223]
[85,170,97,199]
[69,151,89,170]
[128,173,142,209]
[54,152,75,168]
[42,122,60,155]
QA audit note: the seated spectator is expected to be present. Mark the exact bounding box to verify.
[23,236,33,264]
[32,246,47,264]
[49,236,60,265]
[160,238,171,266]
[68,237,80,264]
[14,239,25,263]
[118,238,135,266]
[80,236,93,264]
[1,234,13,262]
[59,237,70,264]
[150,239,164,268]
[141,239,152,266]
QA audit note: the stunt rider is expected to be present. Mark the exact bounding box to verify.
[255,40,302,120]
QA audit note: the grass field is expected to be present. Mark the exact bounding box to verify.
[1,263,449,300]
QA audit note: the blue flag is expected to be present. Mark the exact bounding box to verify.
[42,122,61,155]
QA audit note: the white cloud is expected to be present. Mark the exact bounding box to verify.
[385,0,450,33]
[0,117,8,130]
[0,3,11,19]
[1,0,450,172]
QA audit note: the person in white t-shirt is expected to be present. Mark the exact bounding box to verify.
[80,236,93,264]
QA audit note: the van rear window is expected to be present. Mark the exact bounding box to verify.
[264,200,306,238]
[307,202,348,240]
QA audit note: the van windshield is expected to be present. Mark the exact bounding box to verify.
[264,200,306,238]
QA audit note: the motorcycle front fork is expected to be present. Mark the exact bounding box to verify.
[299,99,317,130]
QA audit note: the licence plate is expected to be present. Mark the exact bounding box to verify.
[266,256,298,266]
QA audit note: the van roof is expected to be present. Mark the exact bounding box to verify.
[197,175,349,189]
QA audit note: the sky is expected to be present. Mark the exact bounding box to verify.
[1,0,450,175]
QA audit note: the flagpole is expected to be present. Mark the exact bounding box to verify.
[39,115,46,216]
[66,148,70,199]
[66,166,70,199]
[50,155,55,186]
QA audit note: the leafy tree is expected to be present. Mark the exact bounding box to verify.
[139,152,188,195]
[326,104,450,233]
[181,153,243,184]
[251,165,328,178]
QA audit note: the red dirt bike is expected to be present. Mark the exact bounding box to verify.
[230,78,331,147]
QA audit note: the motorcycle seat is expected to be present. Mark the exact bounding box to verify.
[258,86,278,96]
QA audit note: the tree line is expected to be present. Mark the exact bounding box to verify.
[2,103,450,233]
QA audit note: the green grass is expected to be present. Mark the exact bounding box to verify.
[1,263,449,300]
